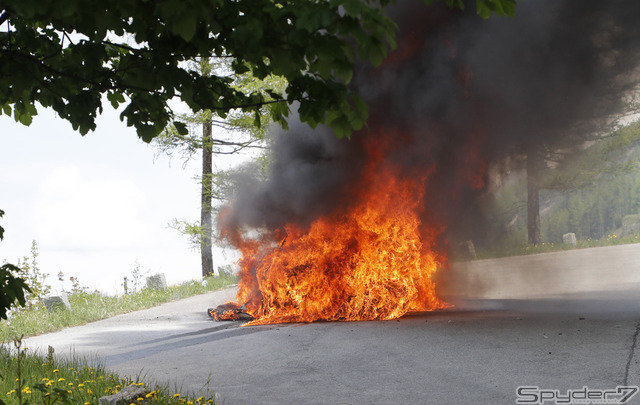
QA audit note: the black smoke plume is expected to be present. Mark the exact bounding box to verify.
[222,0,640,255]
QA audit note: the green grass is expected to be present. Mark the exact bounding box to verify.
[0,275,237,404]
[475,233,640,260]
[0,275,237,343]
[1,339,219,404]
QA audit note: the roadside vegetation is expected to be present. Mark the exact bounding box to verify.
[0,245,237,342]
[1,242,237,343]
[0,244,236,404]
[0,273,237,343]
[1,337,219,405]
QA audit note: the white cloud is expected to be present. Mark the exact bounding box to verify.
[34,166,149,250]
[1,108,245,294]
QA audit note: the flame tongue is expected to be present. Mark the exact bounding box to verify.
[229,151,449,326]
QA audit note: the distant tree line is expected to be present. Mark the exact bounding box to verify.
[477,121,640,253]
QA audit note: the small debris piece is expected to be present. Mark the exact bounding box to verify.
[99,384,149,405]
[208,302,254,321]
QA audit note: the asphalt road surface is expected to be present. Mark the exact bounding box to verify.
[23,243,640,405]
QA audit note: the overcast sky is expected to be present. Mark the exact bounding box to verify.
[0,105,244,294]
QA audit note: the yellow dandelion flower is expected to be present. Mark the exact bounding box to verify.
[137,398,144,401]
[187,401,194,405]
[78,383,84,388]
[85,402,91,405]
[58,378,65,382]
[146,391,155,398]
[197,397,203,403]
[87,389,93,395]
[53,369,59,373]
[174,393,181,398]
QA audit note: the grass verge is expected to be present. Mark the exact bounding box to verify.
[1,338,219,404]
[0,275,237,343]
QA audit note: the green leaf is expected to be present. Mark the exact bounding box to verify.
[340,0,366,17]
[231,60,251,75]
[174,121,189,135]
[253,111,262,128]
[266,90,283,100]
[369,41,387,67]
[107,92,126,109]
[137,125,157,143]
[58,0,78,17]
[349,95,368,131]
[331,115,352,139]
[445,0,466,10]
[173,10,198,42]
[0,264,31,320]
[476,0,517,18]
[477,1,492,19]
[15,109,33,126]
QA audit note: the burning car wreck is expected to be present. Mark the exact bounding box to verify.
[211,0,640,326]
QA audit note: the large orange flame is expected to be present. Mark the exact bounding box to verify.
[224,136,450,325]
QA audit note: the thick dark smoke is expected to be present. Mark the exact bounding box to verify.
[222,0,640,254]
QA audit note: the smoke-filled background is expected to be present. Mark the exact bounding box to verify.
[222,0,640,258]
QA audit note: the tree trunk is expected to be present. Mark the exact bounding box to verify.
[201,117,214,277]
[527,146,542,245]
